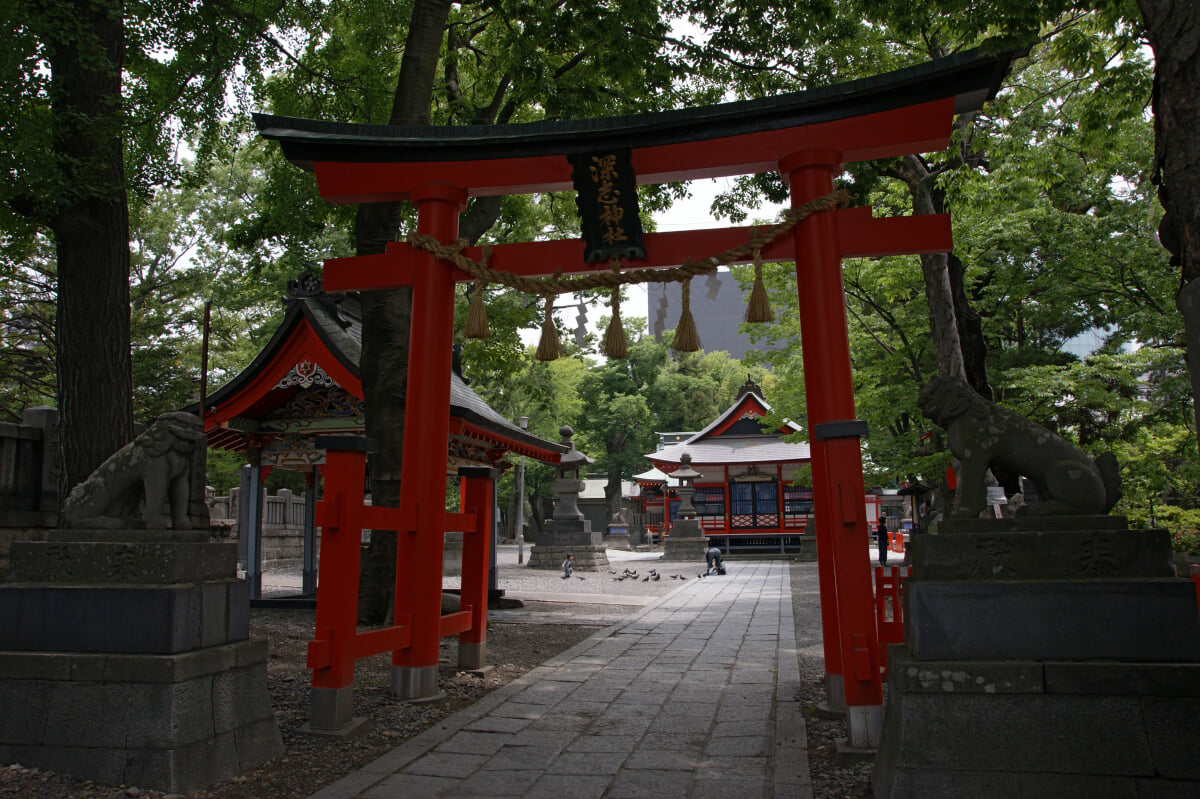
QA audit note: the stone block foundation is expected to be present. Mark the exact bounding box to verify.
[0,639,283,794]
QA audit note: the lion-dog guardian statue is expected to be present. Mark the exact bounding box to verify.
[918,376,1121,519]
[62,411,207,529]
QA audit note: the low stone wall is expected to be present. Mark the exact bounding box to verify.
[208,487,315,569]
[0,527,50,582]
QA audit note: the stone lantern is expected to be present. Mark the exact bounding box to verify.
[662,452,709,562]
[528,425,610,571]
[674,452,701,519]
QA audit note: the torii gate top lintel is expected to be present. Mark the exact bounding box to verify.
[255,48,1017,203]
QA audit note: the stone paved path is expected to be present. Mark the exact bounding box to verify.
[308,560,811,799]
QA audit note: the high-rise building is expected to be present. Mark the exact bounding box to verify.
[646,270,771,359]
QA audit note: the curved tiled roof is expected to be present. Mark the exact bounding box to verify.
[646,382,808,470]
[199,292,563,460]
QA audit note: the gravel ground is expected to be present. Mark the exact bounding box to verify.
[1,549,874,798]
[790,560,875,799]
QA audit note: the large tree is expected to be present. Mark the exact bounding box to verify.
[1136,0,1200,450]
[3,0,313,488]
[5,0,134,488]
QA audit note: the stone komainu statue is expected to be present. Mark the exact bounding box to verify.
[63,411,208,530]
[918,376,1122,519]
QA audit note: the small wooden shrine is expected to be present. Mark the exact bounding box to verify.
[638,379,813,554]
[200,284,564,596]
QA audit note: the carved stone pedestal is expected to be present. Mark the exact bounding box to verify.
[660,518,708,562]
[528,518,610,572]
[527,426,609,572]
[0,529,283,792]
[872,518,1200,798]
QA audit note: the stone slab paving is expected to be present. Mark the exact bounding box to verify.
[308,560,812,799]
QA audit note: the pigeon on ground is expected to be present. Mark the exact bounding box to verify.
[575,576,585,580]
[642,576,650,582]
[652,574,661,581]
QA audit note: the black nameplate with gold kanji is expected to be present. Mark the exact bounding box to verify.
[568,149,645,263]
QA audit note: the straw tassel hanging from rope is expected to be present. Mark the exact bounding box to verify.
[463,246,493,339]
[744,247,774,324]
[672,277,701,352]
[536,292,561,361]
[464,278,490,339]
[602,260,629,358]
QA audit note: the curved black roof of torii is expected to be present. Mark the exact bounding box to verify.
[253,47,1018,170]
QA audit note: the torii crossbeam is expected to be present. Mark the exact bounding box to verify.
[257,47,1016,747]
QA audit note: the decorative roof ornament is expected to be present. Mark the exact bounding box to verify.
[276,360,337,390]
[736,376,763,400]
[285,269,323,302]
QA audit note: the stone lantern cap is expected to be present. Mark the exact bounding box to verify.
[672,452,701,483]
[557,425,594,470]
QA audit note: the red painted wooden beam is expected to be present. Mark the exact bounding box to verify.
[322,208,952,293]
[308,99,956,202]
[439,610,474,637]
[354,624,412,659]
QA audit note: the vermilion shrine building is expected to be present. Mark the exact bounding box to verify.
[635,379,815,551]
[253,47,1016,743]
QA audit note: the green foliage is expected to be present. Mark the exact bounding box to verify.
[206,448,246,494]
[0,234,56,422]
[1166,517,1200,556]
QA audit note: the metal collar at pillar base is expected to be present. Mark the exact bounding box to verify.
[816,673,848,719]
[458,641,487,672]
[392,665,445,703]
[308,685,357,733]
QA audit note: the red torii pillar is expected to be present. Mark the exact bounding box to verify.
[784,150,882,747]
[391,183,466,699]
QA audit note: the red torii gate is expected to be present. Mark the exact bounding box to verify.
[257,48,1015,746]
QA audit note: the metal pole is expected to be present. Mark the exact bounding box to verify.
[516,415,529,565]
[198,300,211,421]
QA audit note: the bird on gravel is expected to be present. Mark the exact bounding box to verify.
[652,574,661,581]
[642,576,650,582]
[575,576,585,580]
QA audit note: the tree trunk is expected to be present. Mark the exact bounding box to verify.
[604,463,623,524]
[904,156,968,382]
[356,0,511,623]
[1137,0,1200,459]
[947,251,991,399]
[49,0,135,492]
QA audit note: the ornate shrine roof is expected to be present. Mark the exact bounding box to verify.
[199,291,564,466]
[646,380,809,472]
